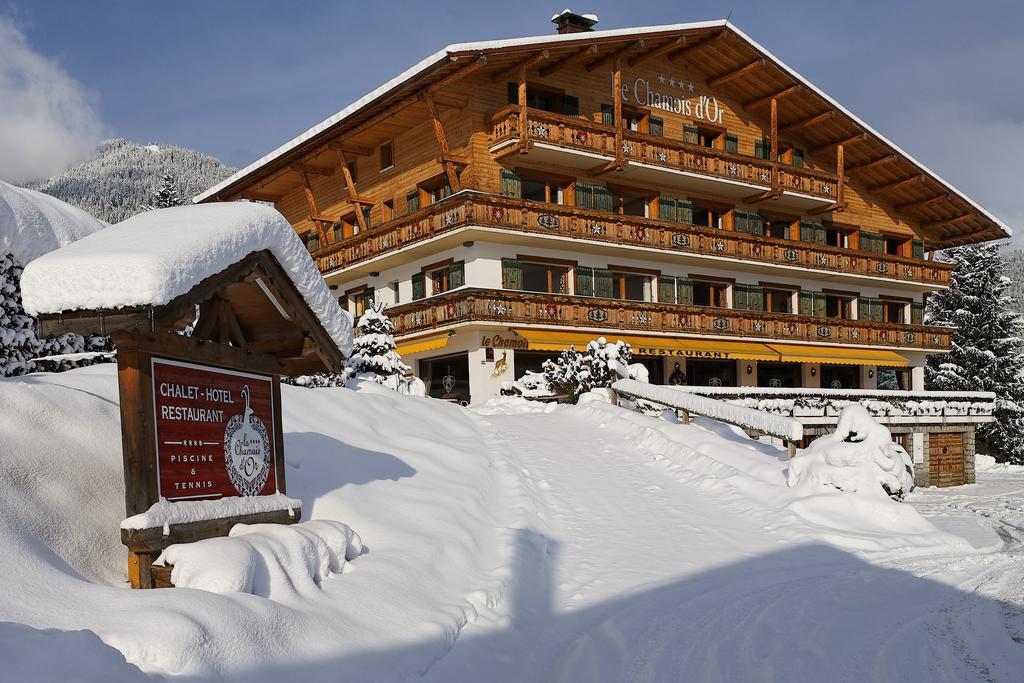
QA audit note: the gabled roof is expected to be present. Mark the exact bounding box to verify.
[195,20,1011,247]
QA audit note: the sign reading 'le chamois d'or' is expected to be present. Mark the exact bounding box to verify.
[152,358,278,501]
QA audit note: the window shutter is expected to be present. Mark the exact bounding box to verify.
[659,196,677,221]
[677,198,693,225]
[683,124,699,145]
[576,266,594,297]
[649,116,664,137]
[501,258,523,290]
[860,230,883,253]
[814,222,827,245]
[749,285,765,312]
[754,139,770,160]
[562,95,579,117]
[911,302,924,325]
[363,287,375,312]
[734,210,749,234]
[595,185,613,212]
[601,104,614,126]
[725,133,739,154]
[507,82,518,105]
[658,276,676,304]
[412,273,425,301]
[574,182,593,210]
[800,220,814,243]
[799,290,814,316]
[361,207,371,229]
[406,189,420,213]
[595,268,614,299]
[448,261,465,289]
[801,220,826,244]
[912,239,924,260]
[749,212,764,236]
[500,168,522,198]
[814,292,827,317]
[734,283,749,310]
[792,148,805,167]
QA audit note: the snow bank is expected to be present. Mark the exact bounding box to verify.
[613,379,804,441]
[20,202,353,354]
[788,405,915,500]
[0,180,107,264]
[156,520,362,597]
[976,453,1024,474]
[121,493,302,530]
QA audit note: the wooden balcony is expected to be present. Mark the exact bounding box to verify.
[388,288,953,353]
[490,106,840,210]
[311,192,953,288]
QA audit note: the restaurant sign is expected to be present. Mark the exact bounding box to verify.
[152,358,279,501]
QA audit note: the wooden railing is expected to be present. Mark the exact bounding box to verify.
[311,192,953,287]
[490,106,840,201]
[388,288,953,352]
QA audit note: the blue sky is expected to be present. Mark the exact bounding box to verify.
[1,0,1021,243]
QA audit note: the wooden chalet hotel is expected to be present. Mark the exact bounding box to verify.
[197,12,1009,406]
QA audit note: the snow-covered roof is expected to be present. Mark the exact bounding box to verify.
[192,20,1012,240]
[0,180,107,264]
[20,203,353,355]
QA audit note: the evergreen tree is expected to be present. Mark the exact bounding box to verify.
[542,337,639,403]
[147,172,184,210]
[926,243,1024,463]
[0,253,40,376]
[345,302,410,386]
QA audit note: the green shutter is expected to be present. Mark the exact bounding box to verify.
[800,220,826,245]
[659,196,677,221]
[594,185,613,212]
[562,95,579,116]
[448,261,465,289]
[574,182,593,210]
[683,124,699,144]
[734,283,749,310]
[748,285,765,312]
[658,276,676,303]
[799,291,814,316]
[814,292,827,317]
[858,297,882,322]
[362,207,371,229]
[749,212,764,236]
[677,198,693,224]
[725,133,739,154]
[754,139,770,160]
[411,273,425,301]
[649,116,664,137]
[676,278,694,306]
[406,189,420,213]
[500,168,522,198]
[595,268,614,298]
[912,239,924,260]
[601,104,614,125]
[363,287,375,312]
[860,230,883,253]
[507,82,518,105]
[734,210,749,234]
[576,266,594,297]
[501,258,523,290]
[792,148,805,167]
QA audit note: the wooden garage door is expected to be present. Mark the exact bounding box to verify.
[929,433,965,487]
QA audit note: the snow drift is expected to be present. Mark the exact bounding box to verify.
[0,179,107,264]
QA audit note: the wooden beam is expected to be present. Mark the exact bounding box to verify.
[613,57,623,164]
[538,44,598,77]
[770,98,779,165]
[627,36,685,67]
[326,142,372,157]
[300,171,330,245]
[836,143,845,207]
[585,40,646,72]
[667,31,724,60]
[291,162,332,177]
[707,58,766,88]
[517,63,528,152]
[744,84,801,110]
[490,49,550,83]
[921,213,975,231]
[867,174,926,195]
[895,194,951,212]
[778,110,834,136]
[423,94,461,194]
[238,191,281,203]
[810,132,868,155]
[846,154,899,174]
[334,148,367,232]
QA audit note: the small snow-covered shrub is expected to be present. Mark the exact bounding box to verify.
[787,405,914,500]
[501,370,554,398]
[542,337,647,403]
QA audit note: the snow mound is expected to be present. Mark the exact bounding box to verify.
[121,493,302,530]
[0,180,107,263]
[20,202,352,354]
[157,520,362,597]
[788,405,915,500]
[976,453,1024,474]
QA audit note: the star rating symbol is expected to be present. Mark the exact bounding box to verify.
[688,81,695,93]
[668,76,676,87]
[657,74,666,85]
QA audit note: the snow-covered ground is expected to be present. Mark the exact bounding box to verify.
[2,367,1023,681]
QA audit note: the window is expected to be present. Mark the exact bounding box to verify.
[826,223,855,249]
[857,297,882,322]
[425,260,465,296]
[683,124,699,145]
[574,182,614,212]
[658,195,694,224]
[600,104,651,132]
[333,210,367,241]
[347,286,374,317]
[618,193,651,217]
[379,141,394,171]
[345,160,358,184]
[754,138,771,160]
[503,258,571,294]
[733,209,764,235]
[764,287,795,314]
[859,230,884,253]
[799,291,828,317]
[383,199,395,222]
[767,219,793,240]
[575,266,614,298]
[390,281,400,305]
[733,284,764,311]
[881,299,907,324]
[821,365,860,390]
[510,83,578,115]
[412,273,425,301]
[799,220,827,245]
[696,127,722,149]
[877,368,910,390]
[824,293,854,319]
[692,201,726,230]
[692,279,728,307]
[912,239,925,260]
[725,133,739,154]
[406,189,420,214]
[419,172,457,206]
[501,169,567,204]
[611,271,651,302]
[883,234,910,257]
[658,276,695,305]
[305,230,320,252]
[779,147,805,167]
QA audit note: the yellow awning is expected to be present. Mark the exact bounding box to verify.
[767,343,909,367]
[512,329,778,361]
[395,334,449,356]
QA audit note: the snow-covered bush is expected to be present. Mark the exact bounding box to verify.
[787,405,914,501]
[542,337,647,403]
[342,302,424,396]
[500,370,554,398]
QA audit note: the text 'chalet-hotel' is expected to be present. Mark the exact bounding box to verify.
[197,10,1010,405]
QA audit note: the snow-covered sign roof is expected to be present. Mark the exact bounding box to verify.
[193,20,1010,246]
[0,180,107,264]
[21,203,353,356]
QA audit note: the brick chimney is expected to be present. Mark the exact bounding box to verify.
[551,9,598,34]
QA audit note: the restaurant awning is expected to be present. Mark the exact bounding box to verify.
[395,334,449,356]
[512,329,778,361]
[767,343,909,367]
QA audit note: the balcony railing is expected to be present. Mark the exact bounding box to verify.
[311,192,953,287]
[490,106,840,201]
[388,288,953,352]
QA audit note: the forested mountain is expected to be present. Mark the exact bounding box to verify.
[1003,249,1024,309]
[28,139,235,223]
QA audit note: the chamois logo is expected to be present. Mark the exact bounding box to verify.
[223,385,271,496]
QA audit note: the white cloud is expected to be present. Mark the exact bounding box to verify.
[0,17,105,183]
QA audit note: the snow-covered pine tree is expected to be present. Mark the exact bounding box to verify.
[926,243,1024,463]
[345,302,411,388]
[147,173,184,210]
[0,253,40,376]
[542,337,641,402]
[543,346,591,401]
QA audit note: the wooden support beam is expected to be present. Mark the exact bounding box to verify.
[291,162,332,176]
[895,194,951,212]
[538,44,598,77]
[707,58,766,88]
[585,40,645,72]
[867,174,926,195]
[836,143,845,207]
[778,110,834,136]
[627,36,685,67]
[326,142,372,157]
[517,63,528,153]
[810,132,868,155]
[490,49,550,83]
[770,98,779,192]
[300,171,330,245]
[846,154,899,174]
[333,148,366,232]
[744,84,801,110]
[238,191,281,203]
[667,31,724,60]
[613,58,623,164]
[921,213,975,231]
[423,94,461,194]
